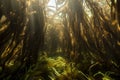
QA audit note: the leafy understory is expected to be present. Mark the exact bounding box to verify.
[0,0,120,80]
[25,55,114,80]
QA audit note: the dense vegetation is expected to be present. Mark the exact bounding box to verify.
[0,0,120,80]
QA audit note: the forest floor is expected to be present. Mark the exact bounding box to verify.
[24,55,113,80]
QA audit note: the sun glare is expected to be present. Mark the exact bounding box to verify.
[47,0,56,11]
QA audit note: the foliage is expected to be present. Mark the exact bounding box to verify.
[24,55,116,80]
[0,0,120,80]
[24,55,88,80]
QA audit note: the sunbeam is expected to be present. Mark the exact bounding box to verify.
[0,0,120,80]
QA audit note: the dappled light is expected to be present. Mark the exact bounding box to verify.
[0,0,120,80]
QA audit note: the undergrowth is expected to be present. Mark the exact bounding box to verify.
[24,55,116,80]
